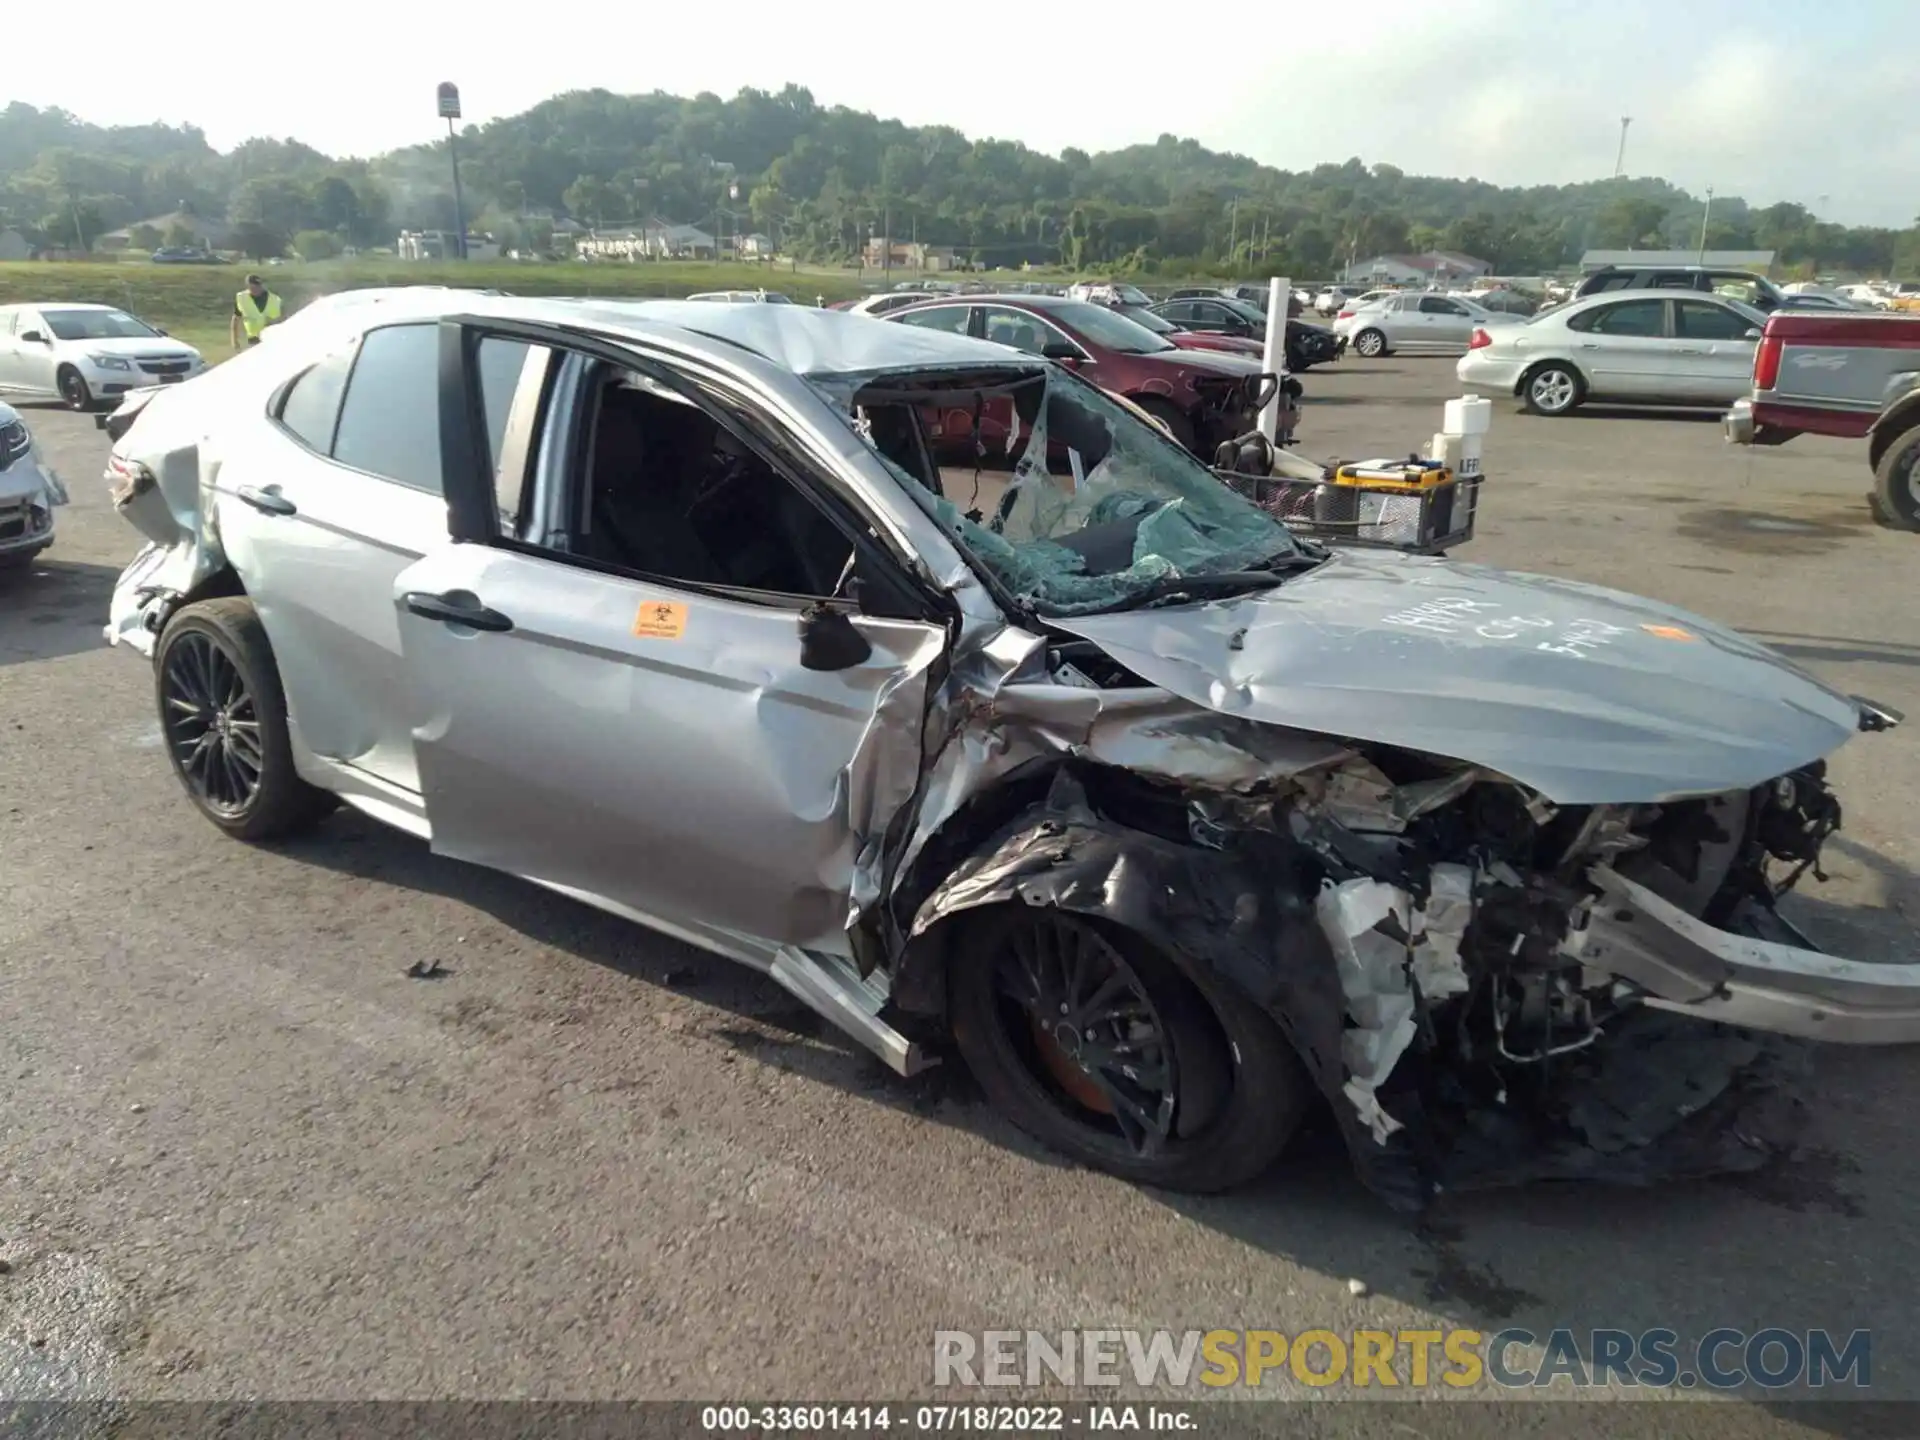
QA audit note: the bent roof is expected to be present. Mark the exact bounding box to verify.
[558,298,1036,376]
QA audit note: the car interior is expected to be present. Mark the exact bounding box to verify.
[572,367,858,600]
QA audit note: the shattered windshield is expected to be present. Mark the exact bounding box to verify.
[820,363,1305,617]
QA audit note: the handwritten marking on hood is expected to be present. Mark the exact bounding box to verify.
[1379,596,1501,632]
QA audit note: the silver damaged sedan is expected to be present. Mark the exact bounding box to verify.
[100,292,1913,1209]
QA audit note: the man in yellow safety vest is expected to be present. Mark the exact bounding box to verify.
[230,274,284,349]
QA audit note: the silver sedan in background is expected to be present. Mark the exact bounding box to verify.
[1457,289,1766,417]
[1333,292,1522,357]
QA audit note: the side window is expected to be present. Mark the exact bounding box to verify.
[1712,277,1764,306]
[1674,301,1752,341]
[1585,300,1667,337]
[570,368,857,603]
[1195,303,1229,325]
[1650,273,1699,291]
[1419,296,1467,315]
[1159,302,1195,323]
[895,305,969,335]
[275,347,356,453]
[983,307,1051,354]
[1591,274,1633,293]
[331,323,442,493]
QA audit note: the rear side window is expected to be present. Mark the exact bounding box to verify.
[1581,299,1666,337]
[895,305,970,335]
[331,323,442,493]
[1650,272,1701,291]
[1674,300,1751,341]
[275,348,355,453]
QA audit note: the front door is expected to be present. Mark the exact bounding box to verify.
[394,545,944,952]
[399,323,950,953]
[1417,295,1474,349]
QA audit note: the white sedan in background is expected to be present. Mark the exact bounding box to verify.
[0,302,206,410]
[1456,288,1766,417]
[1333,292,1521,357]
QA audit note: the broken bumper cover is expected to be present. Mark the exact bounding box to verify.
[1569,867,1920,1045]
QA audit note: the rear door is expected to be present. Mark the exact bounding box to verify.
[393,320,950,954]
[210,323,535,797]
[1670,298,1761,402]
[1568,298,1675,400]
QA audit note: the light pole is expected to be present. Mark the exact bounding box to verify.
[1697,186,1714,263]
[1614,117,1632,178]
[437,82,467,260]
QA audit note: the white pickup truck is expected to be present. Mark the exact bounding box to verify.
[1724,310,1920,529]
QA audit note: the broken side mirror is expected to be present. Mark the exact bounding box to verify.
[798,602,872,672]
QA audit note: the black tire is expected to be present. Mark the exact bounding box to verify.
[948,907,1309,1192]
[1871,423,1920,531]
[1134,396,1197,454]
[154,596,336,842]
[1521,361,1583,416]
[1352,328,1388,358]
[57,366,95,412]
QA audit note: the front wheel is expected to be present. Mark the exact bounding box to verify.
[1352,328,1387,358]
[58,367,95,411]
[948,908,1308,1192]
[1871,424,1920,531]
[154,597,337,841]
[1522,362,1583,417]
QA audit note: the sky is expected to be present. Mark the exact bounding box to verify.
[11,0,1915,228]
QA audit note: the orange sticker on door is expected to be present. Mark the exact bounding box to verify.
[633,599,688,640]
[1640,624,1696,641]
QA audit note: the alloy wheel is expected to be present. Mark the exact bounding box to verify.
[1530,369,1576,413]
[991,914,1178,1155]
[60,371,92,410]
[161,631,265,817]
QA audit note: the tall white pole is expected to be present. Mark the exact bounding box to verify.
[1258,276,1292,443]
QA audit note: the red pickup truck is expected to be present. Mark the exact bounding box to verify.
[1724,310,1920,528]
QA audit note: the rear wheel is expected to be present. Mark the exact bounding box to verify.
[1133,396,1197,455]
[948,908,1308,1192]
[1871,423,1920,531]
[1522,362,1583,416]
[1352,328,1387,358]
[155,597,336,841]
[57,366,94,411]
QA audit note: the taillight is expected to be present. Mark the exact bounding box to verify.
[1753,333,1783,391]
[1336,309,1354,320]
[1468,328,1493,350]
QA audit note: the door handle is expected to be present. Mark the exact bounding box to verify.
[402,591,514,632]
[1579,342,1602,350]
[236,484,296,516]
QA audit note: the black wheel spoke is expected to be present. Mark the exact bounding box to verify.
[990,915,1183,1157]
[160,631,262,818]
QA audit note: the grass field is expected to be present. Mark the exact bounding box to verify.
[0,259,877,359]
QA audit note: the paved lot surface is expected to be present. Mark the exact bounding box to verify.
[3,356,1917,1425]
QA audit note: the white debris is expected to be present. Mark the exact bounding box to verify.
[1347,1277,1370,1297]
[1316,864,1478,1145]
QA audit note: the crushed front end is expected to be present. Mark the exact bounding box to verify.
[1245,740,1911,1207]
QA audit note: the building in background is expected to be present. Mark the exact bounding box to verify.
[1341,251,1492,285]
[860,239,958,271]
[398,230,501,262]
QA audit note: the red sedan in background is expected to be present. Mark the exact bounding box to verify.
[883,294,1282,455]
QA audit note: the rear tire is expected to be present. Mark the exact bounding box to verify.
[1134,396,1197,455]
[154,597,337,842]
[57,366,95,412]
[1352,328,1387,358]
[1522,361,1583,416]
[1871,423,1920,531]
[948,907,1308,1193]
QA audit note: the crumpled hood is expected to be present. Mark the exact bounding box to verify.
[1050,550,1865,804]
